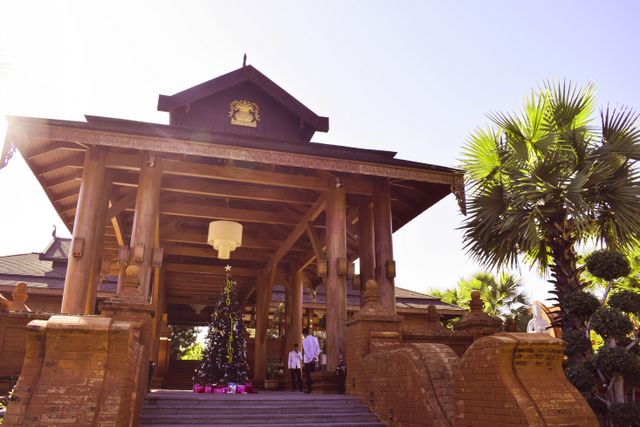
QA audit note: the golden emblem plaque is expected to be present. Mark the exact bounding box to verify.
[228,100,260,128]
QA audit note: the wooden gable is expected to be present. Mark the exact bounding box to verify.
[157,65,329,142]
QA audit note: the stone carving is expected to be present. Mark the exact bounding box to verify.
[424,305,448,333]
[0,282,31,312]
[454,290,502,337]
[360,279,383,313]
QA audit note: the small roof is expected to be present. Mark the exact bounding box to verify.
[157,65,329,133]
[0,237,116,293]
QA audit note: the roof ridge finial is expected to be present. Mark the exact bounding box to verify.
[52,224,57,239]
[243,53,247,68]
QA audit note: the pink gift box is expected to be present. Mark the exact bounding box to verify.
[213,387,226,394]
[204,385,213,393]
[193,384,204,393]
[236,385,246,393]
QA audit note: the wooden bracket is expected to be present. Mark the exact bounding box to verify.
[316,258,328,278]
[133,243,145,263]
[117,246,130,266]
[385,260,396,279]
[71,237,84,257]
[337,257,348,276]
[152,247,164,268]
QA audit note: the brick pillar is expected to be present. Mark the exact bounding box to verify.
[61,147,108,314]
[127,153,162,301]
[345,280,403,401]
[325,178,347,370]
[373,178,395,314]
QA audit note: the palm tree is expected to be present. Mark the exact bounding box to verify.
[460,82,640,340]
[430,271,528,320]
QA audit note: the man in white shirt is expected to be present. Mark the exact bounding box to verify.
[301,327,320,393]
[287,343,303,392]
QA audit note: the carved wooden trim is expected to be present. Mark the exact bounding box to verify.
[28,124,461,185]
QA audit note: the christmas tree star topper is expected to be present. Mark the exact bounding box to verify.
[225,265,232,272]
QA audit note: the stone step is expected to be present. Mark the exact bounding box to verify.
[141,423,383,427]
[140,413,380,425]
[141,405,371,415]
[145,398,363,406]
[140,390,384,427]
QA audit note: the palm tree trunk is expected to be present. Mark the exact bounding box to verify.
[546,219,588,363]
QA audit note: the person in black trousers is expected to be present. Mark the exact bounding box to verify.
[301,328,320,393]
[287,343,303,392]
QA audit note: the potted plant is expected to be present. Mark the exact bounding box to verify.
[264,359,280,390]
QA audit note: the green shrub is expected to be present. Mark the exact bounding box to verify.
[594,346,632,377]
[565,363,597,392]
[609,402,640,427]
[608,290,640,315]
[590,307,633,339]
[563,329,592,357]
[564,291,600,318]
[585,250,631,281]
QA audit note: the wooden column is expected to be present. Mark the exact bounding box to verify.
[128,153,162,301]
[151,268,165,362]
[306,308,313,329]
[61,147,107,314]
[357,197,375,307]
[284,285,292,354]
[373,178,396,313]
[83,174,112,314]
[325,178,347,370]
[291,270,304,348]
[253,275,270,384]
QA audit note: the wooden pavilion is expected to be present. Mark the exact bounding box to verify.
[0,63,464,382]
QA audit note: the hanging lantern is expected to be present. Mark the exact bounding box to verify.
[208,221,243,259]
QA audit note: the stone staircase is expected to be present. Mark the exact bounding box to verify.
[141,390,384,426]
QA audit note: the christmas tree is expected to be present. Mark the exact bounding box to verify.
[193,267,249,387]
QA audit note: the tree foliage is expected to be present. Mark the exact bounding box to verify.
[170,325,198,360]
[564,249,640,425]
[460,81,640,350]
[430,271,529,327]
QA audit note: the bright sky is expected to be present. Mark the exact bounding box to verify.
[1,1,639,303]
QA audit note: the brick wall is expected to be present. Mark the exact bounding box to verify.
[454,333,599,427]
[346,312,459,426]
[0,312,50,380]
[3,315,146,426]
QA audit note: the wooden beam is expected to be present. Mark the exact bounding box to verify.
[112,172,318,205]
[52,188,80,204]
[262,194,326,276]
[107,189,137,219]
[157,230,307,250]
[47,170,82,190]
[34,124,457,187]
[27,141,85,161]
[163,245,270,262]
[105,152,374,195]
[110,213,125,247]
[163,263,259,276]
[305,222,323,259]
[37,153,84,177]
[151,202,300,226]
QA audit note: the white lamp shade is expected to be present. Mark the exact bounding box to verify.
[207,221,243,259]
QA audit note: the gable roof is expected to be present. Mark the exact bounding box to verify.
[40,237,71,261]
[157,65,329,133]
[0,237,116,292]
